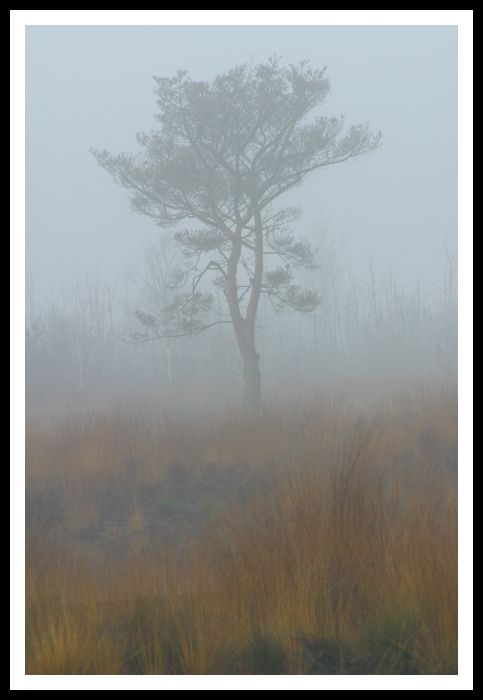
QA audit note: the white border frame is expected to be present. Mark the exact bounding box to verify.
[11,10,473,691]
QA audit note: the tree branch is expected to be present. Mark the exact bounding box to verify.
[117,319,233,345]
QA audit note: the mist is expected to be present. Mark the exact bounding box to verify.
[24,24,459,680]
[26,25,457,414]
[26,25,456,304]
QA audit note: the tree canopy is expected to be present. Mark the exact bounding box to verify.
[93,57,381,409]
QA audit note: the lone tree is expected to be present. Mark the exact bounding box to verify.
[93,57,381,413]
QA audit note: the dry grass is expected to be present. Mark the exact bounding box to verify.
[25,385,457,674]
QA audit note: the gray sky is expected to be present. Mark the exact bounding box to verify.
[26,25,457,302]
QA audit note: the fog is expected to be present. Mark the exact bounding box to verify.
[27,26,456,300]
[23,23,460,678]
[25,25,458,420]
[25,25,457,418]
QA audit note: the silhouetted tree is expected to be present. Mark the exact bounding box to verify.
[93,57,381,413]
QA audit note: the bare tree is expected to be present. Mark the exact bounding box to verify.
[92,57,381,413]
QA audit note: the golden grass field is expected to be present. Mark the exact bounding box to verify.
[25,385,457,674]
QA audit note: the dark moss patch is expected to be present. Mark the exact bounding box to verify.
[228,634,288,674]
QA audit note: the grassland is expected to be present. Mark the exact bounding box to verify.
[25,385,457,674]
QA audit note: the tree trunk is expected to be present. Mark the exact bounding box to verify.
[243,347,261,417]
[225,207,263,416]
[242,203,263,417]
